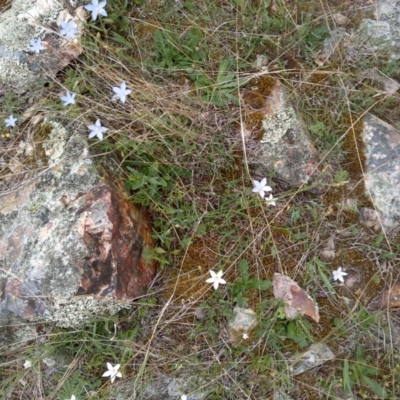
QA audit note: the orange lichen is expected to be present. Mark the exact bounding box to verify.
[309,72,329,85]
[161,233,222,303]
[23,123,52,168]
[253,75,277,97]
[241,75,280,140]
[320,111,374,212]
[135,23,158,41]
[242,91,266,110]
[244,111,265,140]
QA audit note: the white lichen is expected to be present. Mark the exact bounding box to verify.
[17,0,62,26]
[260,105,296,145]
[43,296,131,327]
[0,3,37,52]
[43,120,68,166]
[0,57,31,89]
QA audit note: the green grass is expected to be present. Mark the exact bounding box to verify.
[1,0,400,398]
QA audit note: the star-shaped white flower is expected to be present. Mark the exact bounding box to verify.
[65,396,76,400]
[242,333,249,340]
[60,20,79,40]
[252,178,272,199]
[206,270,226,290]
[332,267,348,283]
[87,119,108,140]
[29,38,45,54]
[60,90,76,106]
[181,396,188,400]
[102,362,122,383]
[265,193,276,207]
[23,360,32,369]
[5,114,17,128]
[84,0,107,21]
[112,81,131,104]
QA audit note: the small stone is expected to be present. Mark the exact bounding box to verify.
[194,307,206,320]
[274,389,294,400]
[227,306,257,343]
[319,235,335,261]
[343,268,359,288]
[359,207,382,231]
[273,273,320,323]
[333,13,348,26]
[291,343,335,375]
[245,81,320,188]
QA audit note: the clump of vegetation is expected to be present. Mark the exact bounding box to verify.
[1,0,400,399]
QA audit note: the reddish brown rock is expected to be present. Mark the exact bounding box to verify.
[76,178,155,300]
[273,273,320,323]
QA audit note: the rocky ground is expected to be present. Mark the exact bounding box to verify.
[1,0,400,399]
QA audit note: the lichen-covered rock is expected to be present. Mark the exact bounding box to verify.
[319,0,400,66]
[243,80,320,187]
[359,0,400,58]
[0,120,156,332]
[0,0,84,90]
[362,114,400,231]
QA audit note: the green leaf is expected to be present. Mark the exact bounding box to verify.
[154,247,166,254]
[343,359,352,394]
[308,120,325,135]
[238,259,249,280]
[361,375,387,398]
[317,266,335,296]
[259,279,272,290]
[373,232,384,248]
[111,32,133,49]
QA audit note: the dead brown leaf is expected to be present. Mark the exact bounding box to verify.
[369,281,400,309]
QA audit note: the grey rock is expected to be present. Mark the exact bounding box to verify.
[358,19,396,55]
[245,81,320,188]
[362,114,400,231]
[0,0,84,91]
[273,389,294,400]
[290,343,335,376]
[320,3,400,63]
[227,306,257,343]
[356,0,400,58]
[359,206,383,231]
[194,306,206,320]
[322,27,350,58]
[111,374,206,400]
[167,377,204,399]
